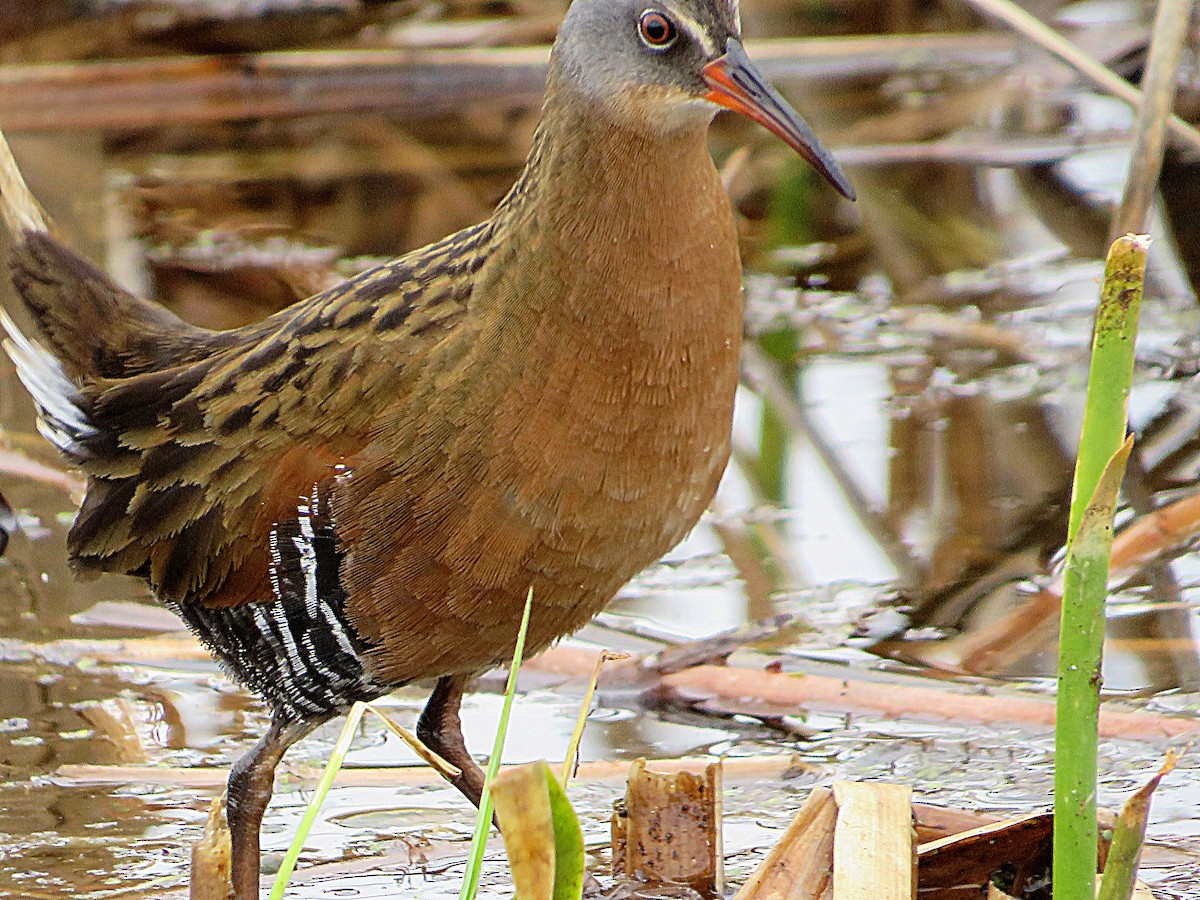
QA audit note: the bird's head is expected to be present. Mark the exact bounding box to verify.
[553,0,854,200]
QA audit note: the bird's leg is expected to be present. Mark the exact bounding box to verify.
[226,713,324,900]
[417,674,487,808]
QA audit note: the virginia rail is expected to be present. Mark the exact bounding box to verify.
[0,1,851,895]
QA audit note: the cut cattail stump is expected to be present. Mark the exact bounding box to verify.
[734,786,836,900]
[832,782,916,900]
[612,758,724,895]
[190,797,232,900]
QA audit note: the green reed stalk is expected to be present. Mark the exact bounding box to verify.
[269,701,368,900]
[1053,234,1148,900]
[460,587,534,900]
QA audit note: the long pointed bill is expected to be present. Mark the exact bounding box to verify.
[703,38,855,201]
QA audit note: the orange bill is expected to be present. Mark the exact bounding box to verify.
[703,38,855,201]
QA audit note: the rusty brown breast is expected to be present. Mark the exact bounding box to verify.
[338,76,743,682]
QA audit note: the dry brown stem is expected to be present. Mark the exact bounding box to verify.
[20,631,1200,742]
[958,0,1200,153]
[1107,0,1192,238]
[525,645,1200,740]
[0,35,1012,133]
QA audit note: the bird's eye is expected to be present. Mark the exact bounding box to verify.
[638,10,677,49]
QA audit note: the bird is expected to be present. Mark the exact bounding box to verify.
[0,1,851,896]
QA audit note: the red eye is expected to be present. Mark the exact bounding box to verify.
[638,11,677,48]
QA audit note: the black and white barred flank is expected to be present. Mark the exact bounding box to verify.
[1,299,393,721]
[172,589,389,722]
[171,490,392,722]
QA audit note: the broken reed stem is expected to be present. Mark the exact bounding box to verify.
[1108,0,1192,241]
[190,797,232,900]
[611,759,724,895]
[733,786,836,899]
[1097,752,1177,900]
[560,650,617,786]
[1065,236,1149,544]
[1054,235,1148,900]
[832,782,916,900]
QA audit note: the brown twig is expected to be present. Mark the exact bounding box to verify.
[837,131,1135,168]
[0,35,1013,133]
[525,646,1199,740]
[0,445,84,498]
[957,0,1200,155]
[1107,0,1193,240]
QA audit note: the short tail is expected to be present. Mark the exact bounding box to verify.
[0,128,218,386]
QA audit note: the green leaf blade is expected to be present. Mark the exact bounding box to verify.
[545,765,585,900]
[460,587,535,900]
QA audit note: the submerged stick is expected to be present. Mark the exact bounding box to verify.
[25,629,1200,745]
[525,645,1200,740]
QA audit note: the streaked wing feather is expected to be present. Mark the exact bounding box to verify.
[5,225,488,607]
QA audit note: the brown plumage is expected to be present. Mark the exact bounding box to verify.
[1,1,851,896]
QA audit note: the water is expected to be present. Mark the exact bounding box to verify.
[3,24,1200,896]
[3,309,1199,894]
